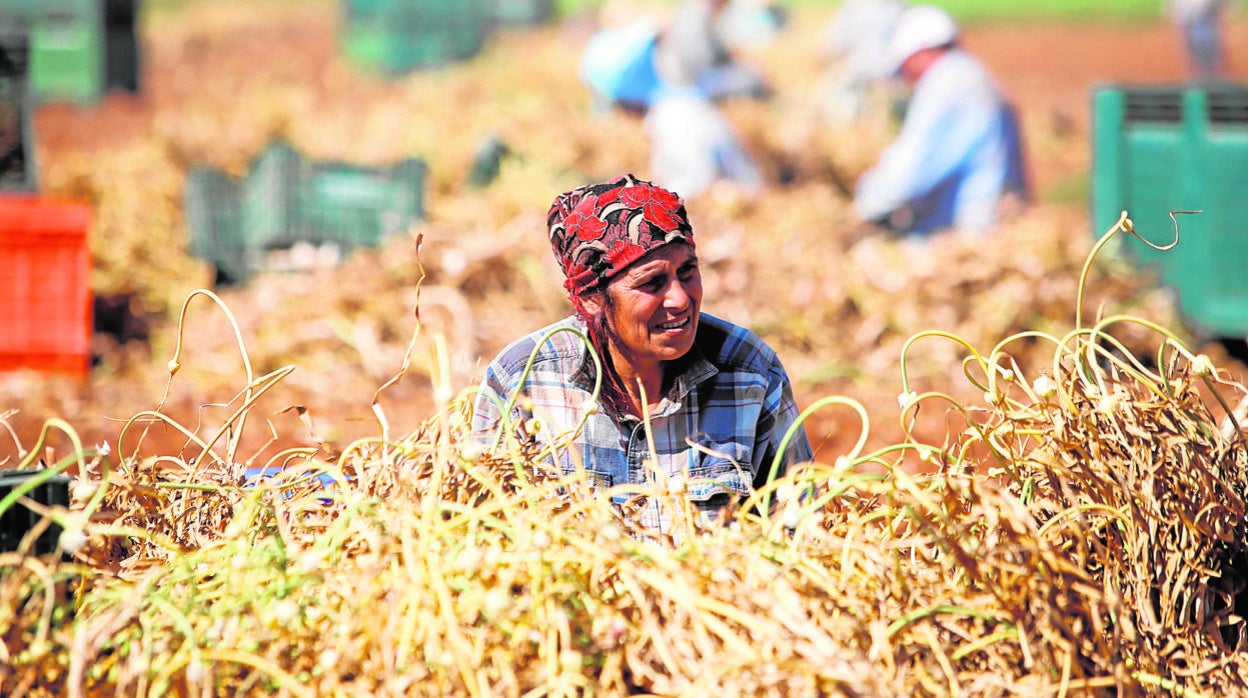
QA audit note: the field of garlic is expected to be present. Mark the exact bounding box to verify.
[4,2,1248,695]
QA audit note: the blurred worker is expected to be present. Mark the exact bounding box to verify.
[853,4,1028,237]
[816,0,908,124]
[645,86,764,199]
[652,0,770,102]
[579,2,765,199]
[580,0,774,111]
[1166,0,1228,80]
[472,174,812,532]
[579,14,665,113]
[579,1,767,198]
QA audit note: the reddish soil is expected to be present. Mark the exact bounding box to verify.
[964,17,1248,197]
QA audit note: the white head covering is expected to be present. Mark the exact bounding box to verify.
[882,4,959,75]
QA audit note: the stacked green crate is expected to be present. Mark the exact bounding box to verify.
[32,0,102,102]
[0,0,138,103]
[0,0,104,103]
[184,142,428,284]
[1092,84,1248,339]
[341,0,491,75]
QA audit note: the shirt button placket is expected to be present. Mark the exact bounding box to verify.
[626,421,661,526]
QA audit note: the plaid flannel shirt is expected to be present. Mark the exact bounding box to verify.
[471,312,814,531]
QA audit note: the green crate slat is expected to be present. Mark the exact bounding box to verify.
[343,0,388,18]
[184,167,249,283]
[1092,83,1248,339]
[243,141,302,250]
[0,0,41,15]
[495,0,554,26]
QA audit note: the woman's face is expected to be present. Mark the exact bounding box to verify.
[599,243,702,369]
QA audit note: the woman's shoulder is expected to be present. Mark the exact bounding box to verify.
[487,316,591,375]
[694,312,781,372]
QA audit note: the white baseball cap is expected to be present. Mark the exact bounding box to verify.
[883,5,959,75]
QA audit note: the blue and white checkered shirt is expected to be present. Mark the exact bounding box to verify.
[471,312,814,531]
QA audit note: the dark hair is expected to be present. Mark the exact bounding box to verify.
[585,284,633,419]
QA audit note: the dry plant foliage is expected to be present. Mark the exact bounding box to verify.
[2,216,1247,697]
[4,3,1247,695]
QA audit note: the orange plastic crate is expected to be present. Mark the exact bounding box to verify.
[0,196,93,377]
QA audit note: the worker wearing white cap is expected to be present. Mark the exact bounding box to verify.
[853,4,1028,237]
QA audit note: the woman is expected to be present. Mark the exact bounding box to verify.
[471,174,812,531]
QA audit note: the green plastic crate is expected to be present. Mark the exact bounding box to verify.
[29,0,103,103]
[1092,83,1248,339]
[341,0,491,74]
[185,142,428,283]
[0,0,105,104]
[297,157,427,248]
[243,141,426,250]
[0,469,71,556]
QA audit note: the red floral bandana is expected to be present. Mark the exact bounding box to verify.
[547,173,694,311]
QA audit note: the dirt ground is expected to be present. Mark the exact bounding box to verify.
[963,15,1248,198]
[6,5,1248,468]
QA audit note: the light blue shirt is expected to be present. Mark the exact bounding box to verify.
[854,49,1028,235]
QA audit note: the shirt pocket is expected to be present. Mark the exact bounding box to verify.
[682,442,755,502]
[558,466,614,495]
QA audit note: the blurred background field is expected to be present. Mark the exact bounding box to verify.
[6,2,1248,696]
[572,0,1167,21]
[3,0,1248,467]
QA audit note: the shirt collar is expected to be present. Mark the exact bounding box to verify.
[568,320,720,409]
